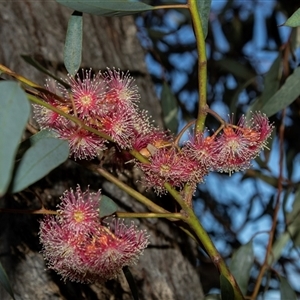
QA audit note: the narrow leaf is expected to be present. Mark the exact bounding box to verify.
[11,138,69,193]
[220,274,235,300]
[21,55,69,88]
[279,276,297,300]
[284,8,300,27]
[247,54,282,117]
[196,0,212,38]
[217,58,256,81]
[0,261,15,300]
[99,195,118,218]
[161,83,178,133]
[229,241,254,295]
[56,0,154,16]
[17,129,58,160]
[64,11,83,76]
[123,266,139,300]
[0,82,30,196]
[261,66,300,117]
[271,189,300,263]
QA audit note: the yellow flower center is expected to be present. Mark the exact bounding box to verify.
[73,210,85,223]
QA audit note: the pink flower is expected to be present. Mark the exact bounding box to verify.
[33,79,70,129]
[39,186,150,283]
[183,132,216,171]
[57,186,101,234]
[101,106,135,149]
[249,112,273,151]
[139,148,196,194]
[57,123,107,160]
[103,68,140,106]
[65,69,105,119]
[212,113,273,174]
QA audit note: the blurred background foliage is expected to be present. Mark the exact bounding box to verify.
[136,0,300,297]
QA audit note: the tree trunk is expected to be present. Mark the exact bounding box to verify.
[0,1,205,299]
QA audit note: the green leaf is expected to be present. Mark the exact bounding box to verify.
[0,261,15,300]
[243,169,278,188]
[161,82,178,133]
[229,241,254,295]
[261,66,300,117]
[29,129,58,143]
[279,276,297,300]
[99,195,118,218]
[271,189,300,263]
[284,8,300,27]
[217,58,256,81]
[11,138,69,193]
[123,266,139,300]
[247,54,282,118]
[0,82,30,196]
[56,0,154,16]
[21,55,69,88]
[64,11,83,76]
[196,0,212,38]
[220,274,235,300]
[17,129,58,160]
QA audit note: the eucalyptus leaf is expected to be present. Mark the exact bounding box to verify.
[99,195,118,218]
[0,82,30,196]
[56,0,154,16]
[17,129,58,160]
[279,276,297,300]
[283,8,300,27]
[261,66,300,117]
[64,11,83,76]
[161,82,178,133]
[217,58,256,81]
[21,55,69,88]
[229,241,254,295]
[247,54,282,118]
[123,266,139,300]
[196,0,212,38]
[11,138,69,193]
[271,189,300,263]
[220,274,235,300]
[0,261,15,300]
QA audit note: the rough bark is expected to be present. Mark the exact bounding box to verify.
[0,1,205,299]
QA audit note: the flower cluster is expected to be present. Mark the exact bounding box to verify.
[137,112,273,194]
[39,186,149,283]
[34,69,273,195]
[34,69,164,160]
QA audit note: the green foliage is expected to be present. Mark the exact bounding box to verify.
[56,0,154,16]
[0,82,30,196]
[11,137,69,193]
[272,188,300,263]
[64,11,83,76]
[161,82,179,133]
[195,0,212,38]
[261,66,300,117]
[220,274,235,300]
[284,8,300,27]
[247,53,282,117]
[279,275,297,300]
[99,195,118,218]
[21,55,69,88]
[229,241,254,295]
